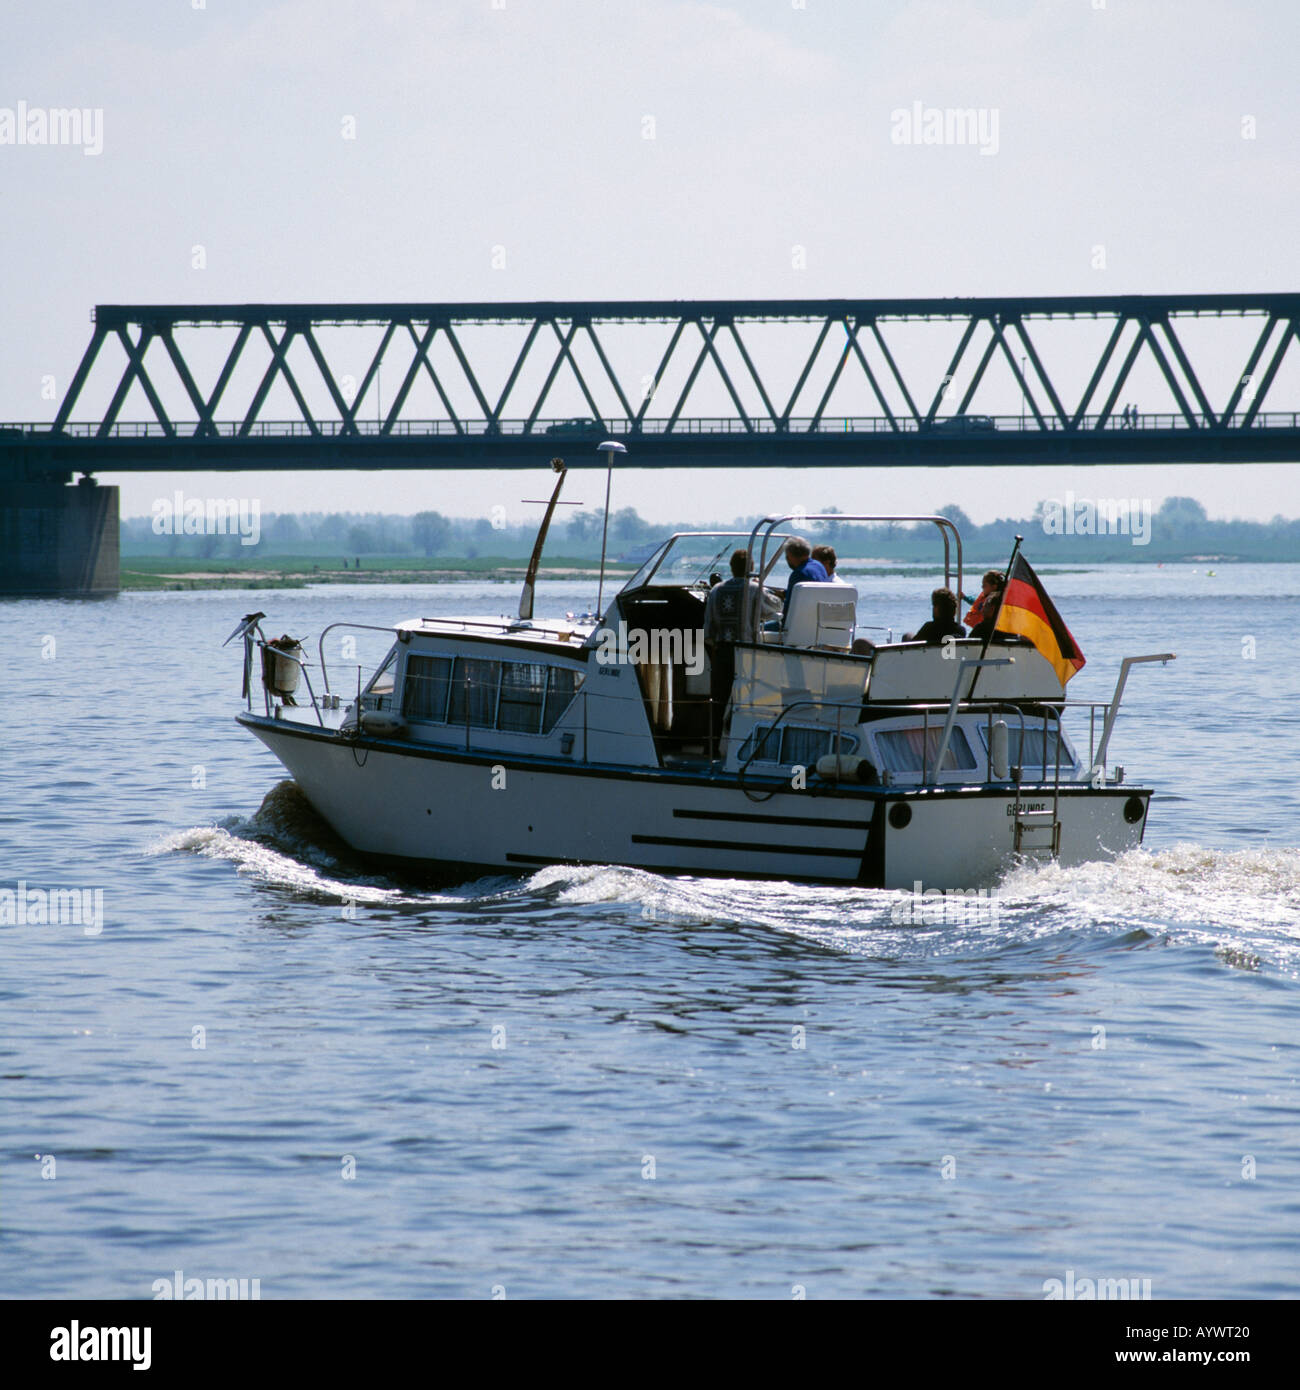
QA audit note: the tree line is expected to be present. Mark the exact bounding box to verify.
[119,497,1300,563]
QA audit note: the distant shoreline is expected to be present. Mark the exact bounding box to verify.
[117,554,1266,592]
[120,562,624,591]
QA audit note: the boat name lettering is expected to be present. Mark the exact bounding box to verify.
[1008,801,1047,816]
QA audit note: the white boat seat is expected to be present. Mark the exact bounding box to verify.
[780,583,858,649]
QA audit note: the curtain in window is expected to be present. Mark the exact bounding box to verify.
[875,726,975,774]
[977,724,1071,772]
[781,726,858,766]
[449,658,501,728]
[403,655,452,721]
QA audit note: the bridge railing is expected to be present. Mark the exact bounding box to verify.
[5,411,1300,440]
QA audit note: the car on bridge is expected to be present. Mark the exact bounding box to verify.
[925,414,997,433]
[543,418,604,437]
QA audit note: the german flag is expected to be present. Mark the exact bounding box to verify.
[994,552,1086,685]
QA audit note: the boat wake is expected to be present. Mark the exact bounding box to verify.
[152,782,1300,973]
[999,842,1300,935]
[527,843,1300,973]
[148,781,496,907]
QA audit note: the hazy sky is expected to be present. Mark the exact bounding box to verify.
[4,0,1298,528]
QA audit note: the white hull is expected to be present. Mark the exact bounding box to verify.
[240,714,1149,890]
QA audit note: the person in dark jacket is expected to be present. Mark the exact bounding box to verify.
[906,587,966,643]
[703,549,780,756]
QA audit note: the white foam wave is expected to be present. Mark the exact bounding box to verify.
[520,844,1300,967]
[147,823,408,904]
[147,781,464,906]
[998,843,1300,933]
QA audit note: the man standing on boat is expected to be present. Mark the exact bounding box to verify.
[703,549,781,759]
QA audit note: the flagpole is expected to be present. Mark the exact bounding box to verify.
[967,533,1022,702]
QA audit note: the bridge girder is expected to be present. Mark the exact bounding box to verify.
[3,294,1300,480]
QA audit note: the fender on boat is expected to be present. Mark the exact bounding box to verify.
[358,710,407,738]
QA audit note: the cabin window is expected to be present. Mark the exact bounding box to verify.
[498,662,548,733]
[448,658,502,729]
[873,725,976,774]
[364,648,400,711]
[405,653,583,735]
[402,654,453,722]
[977,723,1075,771]
[739,724,858,766]
[542,667,583,733]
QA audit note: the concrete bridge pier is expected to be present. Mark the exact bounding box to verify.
[0,476,119,597]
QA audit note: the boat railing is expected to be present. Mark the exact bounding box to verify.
[743,513,963,642]
[413,615,592,639]
[314,616,593,701]
[397,673,1152,780]
[1088,653,1176,780]
[316,622,400,696]
[735,696,864,797]
[737,689,1146,790]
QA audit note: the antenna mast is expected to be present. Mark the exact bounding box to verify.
[518,458,570,622]
[594,440,626,620]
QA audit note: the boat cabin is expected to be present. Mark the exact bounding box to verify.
[319,514,1085,789]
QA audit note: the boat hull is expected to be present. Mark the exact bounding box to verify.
[239,714,1150,891]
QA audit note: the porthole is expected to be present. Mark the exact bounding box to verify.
[888,802,912,829]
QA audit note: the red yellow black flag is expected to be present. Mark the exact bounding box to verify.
[994,552,1086,684]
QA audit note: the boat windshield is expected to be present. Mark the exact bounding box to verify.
[618,532,789,593]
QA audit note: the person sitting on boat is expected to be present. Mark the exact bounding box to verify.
[704,549,781,756]
[905,587,967,643]
[812,544,848,585]
[781,537,829,616]
[963,569,1005,637]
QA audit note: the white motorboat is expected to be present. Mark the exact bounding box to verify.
[229,463,1173,891]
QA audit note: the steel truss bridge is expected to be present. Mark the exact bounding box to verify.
[4,293,1300,480]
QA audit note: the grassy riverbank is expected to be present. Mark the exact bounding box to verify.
[119,555,633,591]
[120,554,1089,592]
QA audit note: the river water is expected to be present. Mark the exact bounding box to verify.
[2,562,1298,1299]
